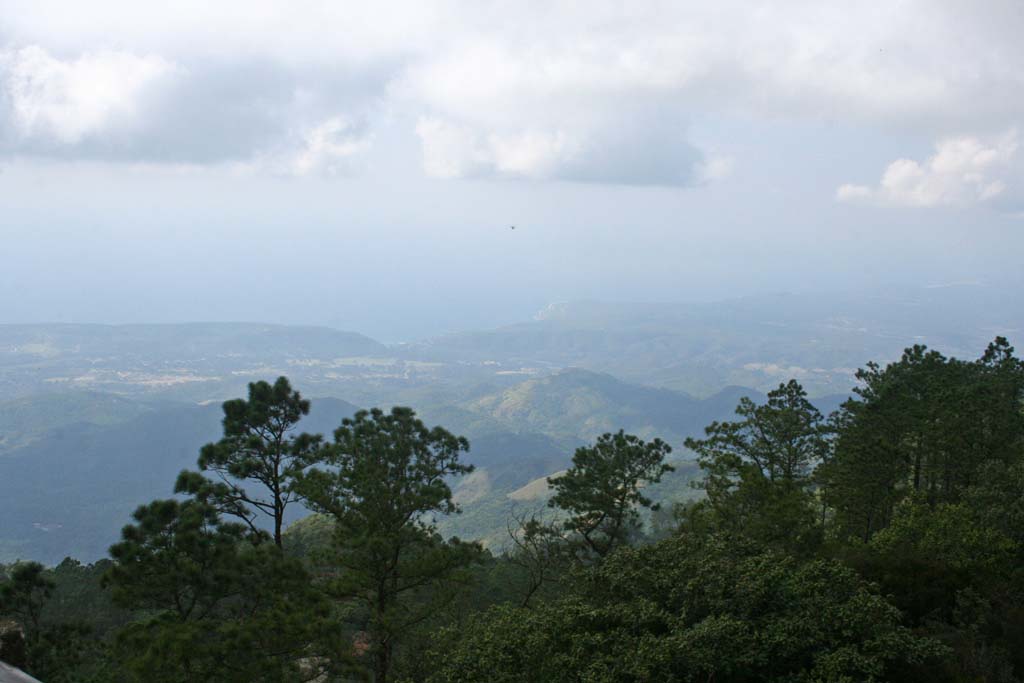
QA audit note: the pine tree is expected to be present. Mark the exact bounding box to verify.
[175,377,322,547]
[548,430,673,560]
[298,407,482,683]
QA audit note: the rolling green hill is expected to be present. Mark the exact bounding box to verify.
[0,366,847,563]
[0,391,162,453]
[461,367,771,444]
[0,396,361,564]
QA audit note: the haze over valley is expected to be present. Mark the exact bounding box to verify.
[1,283,1017,563]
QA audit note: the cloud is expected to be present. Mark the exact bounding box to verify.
[287,117,371,176]
[1,1,1024,185]
[396,21,734,185]
[415,111,706,186]
[697,156,735,183]
[0,45,382,168]
[837,130,1019,207]
[835,184,873,202]
[273,116,373,176]
[375,1,1024,186]
[0,46,177,146]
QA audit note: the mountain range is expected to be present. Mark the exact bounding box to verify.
[0,368,830,564]
[1,284,1017,562]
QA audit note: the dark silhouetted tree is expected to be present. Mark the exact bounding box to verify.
[298,407,482,683]
[820,339,1024,542]
[548,430,673,560]
[105,498,339,682]
[175,377,322,547]
[683,380,829,551]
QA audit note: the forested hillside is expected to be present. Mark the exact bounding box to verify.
[1,337,1022,682]
[0,371,776,563]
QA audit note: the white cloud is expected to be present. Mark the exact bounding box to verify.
[0,45,380,171]
[283,116,372,176]
[416,118,497,180]
[0,46,177,145]
[837,130,1019,207]
[835,184,873,202]
[1,1,1023,185]
[415,117,581,181]
[372,1,1024,186]
[228,116,374,177]
[697,156,735,183]
[415,114,704,185]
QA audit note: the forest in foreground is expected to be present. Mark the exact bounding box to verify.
[2,337,1023,683]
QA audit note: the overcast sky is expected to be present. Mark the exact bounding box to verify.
[1,1,1022,340]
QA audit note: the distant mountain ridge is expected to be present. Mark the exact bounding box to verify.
[462,367,763,444]
[0,391,162,452]
[1,285,1011,561]
[0,368,834,564]
[5,285,1018,401]
[0,322,385,358]
[407,285,1022,396]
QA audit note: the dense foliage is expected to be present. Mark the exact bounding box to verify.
[427,535,940,682]
[297,407,483,683]
[548,430,673,559]
[1,336,1023,681]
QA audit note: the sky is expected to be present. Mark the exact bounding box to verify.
[1,1,1022,341]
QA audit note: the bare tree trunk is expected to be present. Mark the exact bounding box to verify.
[374,638,391,683]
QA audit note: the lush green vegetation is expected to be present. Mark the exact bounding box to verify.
[2,336,1023,681]
[0,375,745,564]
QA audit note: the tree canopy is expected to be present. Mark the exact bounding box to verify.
[548,430,673,559]
[5,336,1024,682]
[175,376,322,547]
[298,407,482,683]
